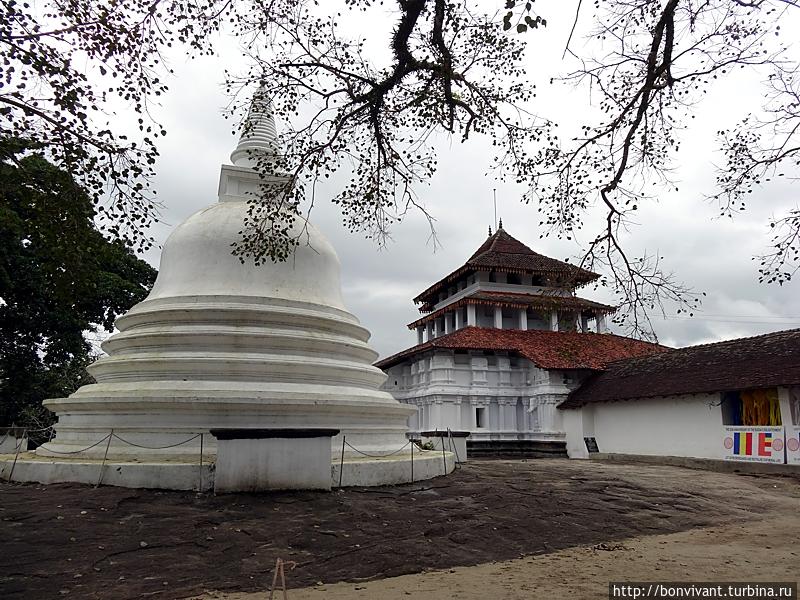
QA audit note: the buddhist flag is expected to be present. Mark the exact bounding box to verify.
[757,432,773,457]
[732,431,753,455]
[732,431,772,456]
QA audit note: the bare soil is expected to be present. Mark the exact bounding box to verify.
[218,515,798,600]
[1,459,798,600]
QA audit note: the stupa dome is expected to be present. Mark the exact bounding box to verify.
[148,201,346,310]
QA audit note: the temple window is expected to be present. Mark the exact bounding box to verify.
[507,273,521,285]
[476,407,486,428]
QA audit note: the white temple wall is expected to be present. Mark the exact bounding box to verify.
[562,393,724,459]
[382,351,573,440]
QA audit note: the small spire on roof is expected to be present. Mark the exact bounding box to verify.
[488,226,492,236]
[498,217,503,230]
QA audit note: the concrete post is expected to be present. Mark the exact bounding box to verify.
[518,308,528,330]
[550,310,559,332]
[467,304,477,326]
[494,306,503,329]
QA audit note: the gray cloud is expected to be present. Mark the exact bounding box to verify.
[134,5,800,359]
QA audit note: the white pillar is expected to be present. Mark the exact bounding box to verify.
[550,310,559,332]
[434,317,443,338]
[444,311,453,334]
[494,306,503,329]
[467,304,477,326]
[469,398,478,430]
[487,397,497,430]
[454,398,463,429]
[455,308,465,330]
[426,321,435,341]
[778,387,793,427]
[408,401,419,431]
[497,399,506,431]
[504,399,516,430]
[518,308,528,330]
[431,398,442,430]
[597,313,608,334]
[417,326,424,345]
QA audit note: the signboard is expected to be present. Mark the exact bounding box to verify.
[786,427,800,465]
[584,437,599,453]
[722,426,784,464]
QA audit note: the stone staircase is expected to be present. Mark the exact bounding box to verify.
[467,439,568,459]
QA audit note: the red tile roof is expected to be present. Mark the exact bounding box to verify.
[408,291,616,328]
[375,326,669,371]
[560,328,800,409]
[414,228,600,305]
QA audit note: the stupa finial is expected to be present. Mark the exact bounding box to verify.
[498,217,503,230]
[230,84,280,167]
[488,226,492,236]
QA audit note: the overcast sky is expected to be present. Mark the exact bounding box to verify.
[132,1,800,359]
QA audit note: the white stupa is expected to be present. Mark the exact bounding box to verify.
[1,88,453,489]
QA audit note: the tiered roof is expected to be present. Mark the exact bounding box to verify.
[414,227,600,309]
[376,327,668,371]
[560,329,800,409]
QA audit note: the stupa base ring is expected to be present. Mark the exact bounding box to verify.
[0,451,455,492]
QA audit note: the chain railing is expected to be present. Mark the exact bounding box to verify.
[2,427,209,490]
[335,433,457,489]
[4,427,460,491]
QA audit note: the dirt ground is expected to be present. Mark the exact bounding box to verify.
[212,515,798,600]
[1,459,798,600]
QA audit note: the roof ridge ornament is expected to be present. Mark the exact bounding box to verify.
[498,217,503,230]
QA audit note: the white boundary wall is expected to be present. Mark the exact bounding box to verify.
[563,393,723,459]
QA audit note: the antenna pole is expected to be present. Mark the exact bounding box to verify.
[492,189,497,230]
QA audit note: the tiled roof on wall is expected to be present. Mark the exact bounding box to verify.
[375,326,668,371]
[560,328,800,409]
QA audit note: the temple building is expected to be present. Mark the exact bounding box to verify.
[376,225,666,455]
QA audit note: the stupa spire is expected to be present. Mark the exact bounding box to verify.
[229,84,280,167]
